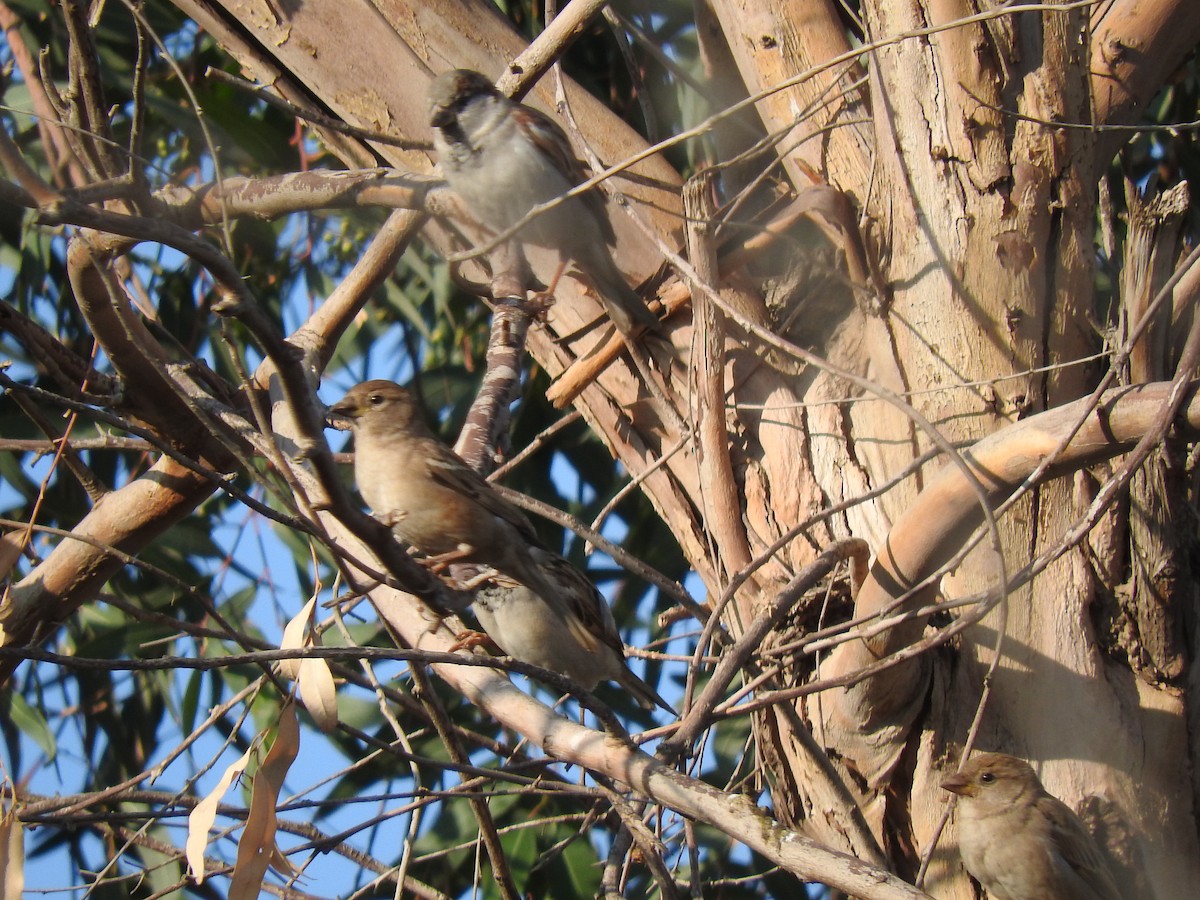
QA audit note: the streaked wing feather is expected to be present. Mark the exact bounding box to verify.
[514,104,616,246]
[541,553,625,658]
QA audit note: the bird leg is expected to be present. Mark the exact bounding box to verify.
[449,630,501,654]
[422,544,478,571]
[429,561,519,594]
[526,257,567,320]
[457,568,519,591]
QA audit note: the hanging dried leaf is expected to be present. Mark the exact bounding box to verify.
[186,745,254,884]
[0,802,24,900]
[269,844,299,879]
[228,703,300,899]
[278,595,318,680]
[298,656,338,733]
[0,532,23,583]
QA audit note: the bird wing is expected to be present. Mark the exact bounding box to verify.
[421,439,543,545]
[548,560,674,713]
[1039,796,1123,900]
[533,549,625,658]
[512,103,617,246]
[528,548,674,713]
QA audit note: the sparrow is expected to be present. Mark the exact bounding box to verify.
[941,752,1122,900]
[428,68,660,335]
[474,549,674,712]
[330,380,556,599]
[330,380,671,712]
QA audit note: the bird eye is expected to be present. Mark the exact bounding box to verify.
[368,393,384,406]
[979,772,995,784]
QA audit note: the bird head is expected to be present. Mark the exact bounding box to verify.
[942,752,1042,809]
[429,68,498,130]
[329,380,424,435]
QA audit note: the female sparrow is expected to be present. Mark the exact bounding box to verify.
[428,68,660,335]
[331,380,671,712]
[941,752,1122,900]
[330,380,558,601]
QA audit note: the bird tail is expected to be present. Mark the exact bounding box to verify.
[618,668,675,715]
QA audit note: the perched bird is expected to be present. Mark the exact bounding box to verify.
[428,68,660,335]
[330,380,554,598]
[330,380,671,712]
[941,752,1122,900]
[474,550,674,712]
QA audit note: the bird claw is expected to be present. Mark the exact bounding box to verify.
[449,630,501,654]
[524,291,556,321]
[524,256,566,322]
[423,544,476,574]
[458,568,518,591]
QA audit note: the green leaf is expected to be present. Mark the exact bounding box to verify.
[2,691,55,761]
[181,668,202,735]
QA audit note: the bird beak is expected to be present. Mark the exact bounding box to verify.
[941,773,975,797]
[327,400,357,430]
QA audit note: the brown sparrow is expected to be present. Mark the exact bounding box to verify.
[330,380,558,601]
[428,68,660,335]
[941,752,1122,900]
[330,380,671,712]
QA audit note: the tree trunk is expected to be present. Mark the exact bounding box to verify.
[164,0,1200,895]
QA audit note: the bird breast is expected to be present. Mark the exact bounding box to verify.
[474,585,624,690]
[353,458,475,556]
[439,110,596,249]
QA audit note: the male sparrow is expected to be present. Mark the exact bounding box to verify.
[428,68,660,335]
[330,380,671,712]
[941,752,1122,900]
[474,550,674,712]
